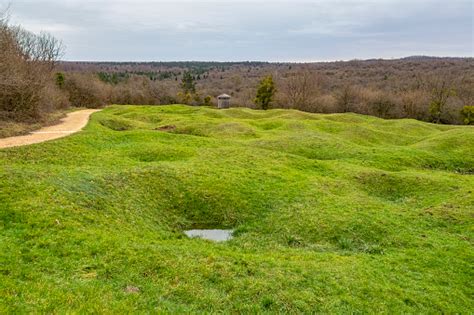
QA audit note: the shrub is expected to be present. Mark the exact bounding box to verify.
[0,15,67,121]
[64,73,108,108]
[367,91,397,118]
[315,94,338,113]
[110,77,156,105]
[177,91,193,105]
[55,72,65,88]
[400,90,430,120]
[335,85,360,113]
[192,93,202,106]
[204,95,212,106]
[460,106,474,125]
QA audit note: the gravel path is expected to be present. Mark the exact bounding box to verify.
[0,109,100,149]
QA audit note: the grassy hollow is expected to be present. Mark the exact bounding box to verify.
[1,105,473,312]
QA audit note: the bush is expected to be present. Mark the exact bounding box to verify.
[460,106,474,125]
[110,77,157,105]
[64,73,108,108]
[400,90,430,120]
[335,85,361,113]
[203,95,212,106]
[367,91,397,118]
[316,94,338,113]
[0,12,68,122]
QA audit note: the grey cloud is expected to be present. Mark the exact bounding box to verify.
[5,0,473,61]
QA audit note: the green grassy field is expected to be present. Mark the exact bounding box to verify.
[1,105,473,312]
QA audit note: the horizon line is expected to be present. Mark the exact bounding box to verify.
[60,55,474,64]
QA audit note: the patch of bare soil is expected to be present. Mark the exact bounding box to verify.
[155,125,177,131]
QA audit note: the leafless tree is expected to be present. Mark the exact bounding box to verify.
[282,69,321,109]
[336,85,359,113]
[0,9,68,121]
[422,75,456,123]
[11,27,65,67]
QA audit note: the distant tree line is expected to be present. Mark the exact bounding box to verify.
[60,59,473,124]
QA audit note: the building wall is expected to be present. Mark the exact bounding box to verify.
[217,98,230,109]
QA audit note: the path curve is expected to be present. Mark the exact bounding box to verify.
[0,109,100,149]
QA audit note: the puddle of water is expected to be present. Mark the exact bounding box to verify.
[184,229,233,242]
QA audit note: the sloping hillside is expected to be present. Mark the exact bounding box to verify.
[1,105,473,312]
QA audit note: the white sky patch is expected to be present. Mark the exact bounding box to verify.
[10,19,82,35]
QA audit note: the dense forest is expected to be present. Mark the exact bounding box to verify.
[58,58,474,125]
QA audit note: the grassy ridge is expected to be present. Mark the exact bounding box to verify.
[1,105,473,312]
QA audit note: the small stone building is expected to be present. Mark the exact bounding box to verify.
[217,94,231,109]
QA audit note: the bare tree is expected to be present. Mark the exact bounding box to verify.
[426,76,456,124]
[399,89,430,120]
[11,27,65,67]
[282,69,321,110]
[336,85,359,113]
[0,9,68,121]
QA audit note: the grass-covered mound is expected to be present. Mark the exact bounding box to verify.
[1,105,473,312]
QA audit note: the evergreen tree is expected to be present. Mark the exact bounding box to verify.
[181,72,196,94]
[55,72,65,88]
[254,75,276,110]
[204,95,212,106]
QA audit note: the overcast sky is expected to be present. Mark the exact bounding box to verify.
[5,0,474,61]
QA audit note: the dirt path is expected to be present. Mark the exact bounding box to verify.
[0,109,100,149]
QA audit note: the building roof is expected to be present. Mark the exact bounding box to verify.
[217,94,231,99]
